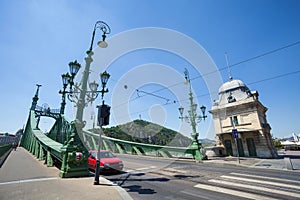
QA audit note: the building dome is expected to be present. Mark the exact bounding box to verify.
[214,79,253,106]
[218,79,246,94]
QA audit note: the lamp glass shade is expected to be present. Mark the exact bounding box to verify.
[178,106,184,116]
[69,60,81,76]
[192,104,197,112]
[62,73,70,86]
[200,105,206,115]
[89,81,99,92]
[100,71,110,85]
[97,40,108,48]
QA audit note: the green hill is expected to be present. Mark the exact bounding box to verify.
[90,120,192,147]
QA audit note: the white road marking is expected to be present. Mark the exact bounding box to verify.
[135,166,157,171]
[209,179,300,198]
[230,172,300,185]
[221,175,300,190]
[194,183,280,200]
[0,177,58,185]
[180,190,212,200]
[125,166,157,173]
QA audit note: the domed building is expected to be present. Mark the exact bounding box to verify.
[209,79,277,158]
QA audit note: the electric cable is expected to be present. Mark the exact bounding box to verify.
[112,68,300,121]
[105,40,300,113]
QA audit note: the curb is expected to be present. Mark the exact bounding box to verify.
[103,177,133,200]
[0,148,12,168]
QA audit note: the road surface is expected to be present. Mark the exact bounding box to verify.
[104,154,300,200]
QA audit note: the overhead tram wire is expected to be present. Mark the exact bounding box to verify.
[176,68,300,105]
[121,40,300,102]
[106,77,178,109]
[113,68,300,121]
[247,69,300,86]
[230,41,300,68]
[185,40,300,83]
[107,40,300,110]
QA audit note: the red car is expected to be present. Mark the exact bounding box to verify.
[88,150,124,173]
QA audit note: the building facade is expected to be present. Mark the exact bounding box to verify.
[209,79,277,158]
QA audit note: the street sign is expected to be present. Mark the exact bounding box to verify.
[232,129,238,139]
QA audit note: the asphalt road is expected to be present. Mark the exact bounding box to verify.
[105,154,300,200]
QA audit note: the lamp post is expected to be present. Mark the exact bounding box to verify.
[57,21,110,126]
[178,68,207,161]
[72,21,111,125]
[58,21,111,182]
[94,71,111,185]
[231,116,240,164]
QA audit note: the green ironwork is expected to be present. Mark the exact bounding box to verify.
[30,84,42,111]
[178,68,207,161]
[20,74,209,180]
[22,94,204,177]
[20,110,90,178]
[82,130,195,158]
[20,85,90,178]
[59,122,89,178]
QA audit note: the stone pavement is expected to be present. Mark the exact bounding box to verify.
[0,147,132,200]
[206,150,300,171]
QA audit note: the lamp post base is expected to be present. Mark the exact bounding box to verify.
[94,160,100,185]
[189,141,206,161]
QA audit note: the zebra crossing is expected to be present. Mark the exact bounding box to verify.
[194,172,300,200]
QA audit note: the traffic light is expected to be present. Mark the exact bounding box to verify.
[97,104,110,126]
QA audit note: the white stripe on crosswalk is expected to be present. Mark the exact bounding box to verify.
[221,175,300,190]
[230,172,300,185]
[209,179,300,198]
[135,166,157,171]
[194,183,280,200]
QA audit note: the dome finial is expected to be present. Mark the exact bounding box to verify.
[225,52,233,81]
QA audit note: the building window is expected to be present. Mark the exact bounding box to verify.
[227,92,236,103]
[231,116,239,126]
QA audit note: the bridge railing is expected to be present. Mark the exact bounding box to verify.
[47,116,72,145]
[82,130,193,158]
[20,110,63,166]
[20,109,196,178]
[20,110,89,178]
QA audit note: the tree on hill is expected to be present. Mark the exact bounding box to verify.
[89,120,192,147]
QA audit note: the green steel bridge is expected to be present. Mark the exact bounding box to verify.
[19,87,195,178]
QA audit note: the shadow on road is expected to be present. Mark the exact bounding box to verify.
[173,174,201,179]
[122,185,157,195]
[106,172,170,195]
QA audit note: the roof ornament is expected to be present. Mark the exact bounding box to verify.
[225,52,233,81]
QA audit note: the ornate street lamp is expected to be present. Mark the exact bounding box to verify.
[58,20,112,184]
[178,68,207,161]
[56,20,111,179]
[88,21,111,53]
[100,71,110,98]
[59,60,81,114]
[69,60,81,76]
[74,21,111,124]
[59,21,111,121]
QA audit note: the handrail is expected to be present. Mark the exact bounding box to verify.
[30,110,63,151]
[84,130,188,150]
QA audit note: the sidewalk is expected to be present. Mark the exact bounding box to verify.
[206,150,300,171]
[0,147,132,200]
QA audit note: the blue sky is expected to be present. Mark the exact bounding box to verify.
[0,0,300,140]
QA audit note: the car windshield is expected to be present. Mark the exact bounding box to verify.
[90,151,116,159]
[100,151,115,158]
